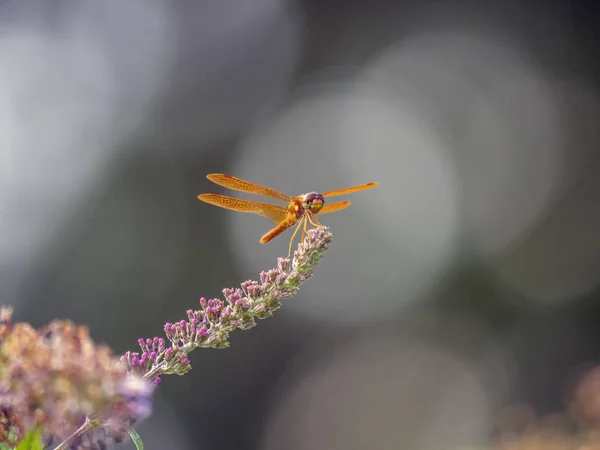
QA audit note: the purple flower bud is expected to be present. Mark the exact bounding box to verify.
[259,271,269,285]
[277,257,290,273]
[223,287,243,305]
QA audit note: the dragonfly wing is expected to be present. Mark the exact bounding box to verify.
[318,200,351,215]
[322,182,379,197]
[198,194,288,224]
[206,174,292,202]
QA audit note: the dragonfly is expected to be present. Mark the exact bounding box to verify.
[198,173,379,258]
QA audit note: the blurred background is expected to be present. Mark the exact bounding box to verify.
[2,0,600,448]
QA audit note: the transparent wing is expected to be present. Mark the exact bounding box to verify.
[206,174,292,202]
[317,201,351,215]
[198,194,288,224]
[321,182,379,197]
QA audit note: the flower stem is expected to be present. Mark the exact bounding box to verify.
[53,416,101,450]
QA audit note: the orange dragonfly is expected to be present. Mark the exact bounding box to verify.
[198,173,379,257]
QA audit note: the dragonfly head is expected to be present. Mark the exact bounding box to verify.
[302,192,325,214]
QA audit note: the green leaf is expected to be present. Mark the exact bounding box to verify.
[15,428,44,450]
[127,426,144,450]
[0,442,13,450]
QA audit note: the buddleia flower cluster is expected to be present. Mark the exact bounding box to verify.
[492,366,600,450]
[122,226,333,381]
[0,308,152,449]
[1,226,333,449]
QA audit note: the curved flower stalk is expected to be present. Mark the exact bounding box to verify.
[122,226,333,381]
[0,226,333,450]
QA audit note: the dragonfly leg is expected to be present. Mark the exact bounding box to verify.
[287,218,304,259]
[307,212,321,227]
[302,215,308,242]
